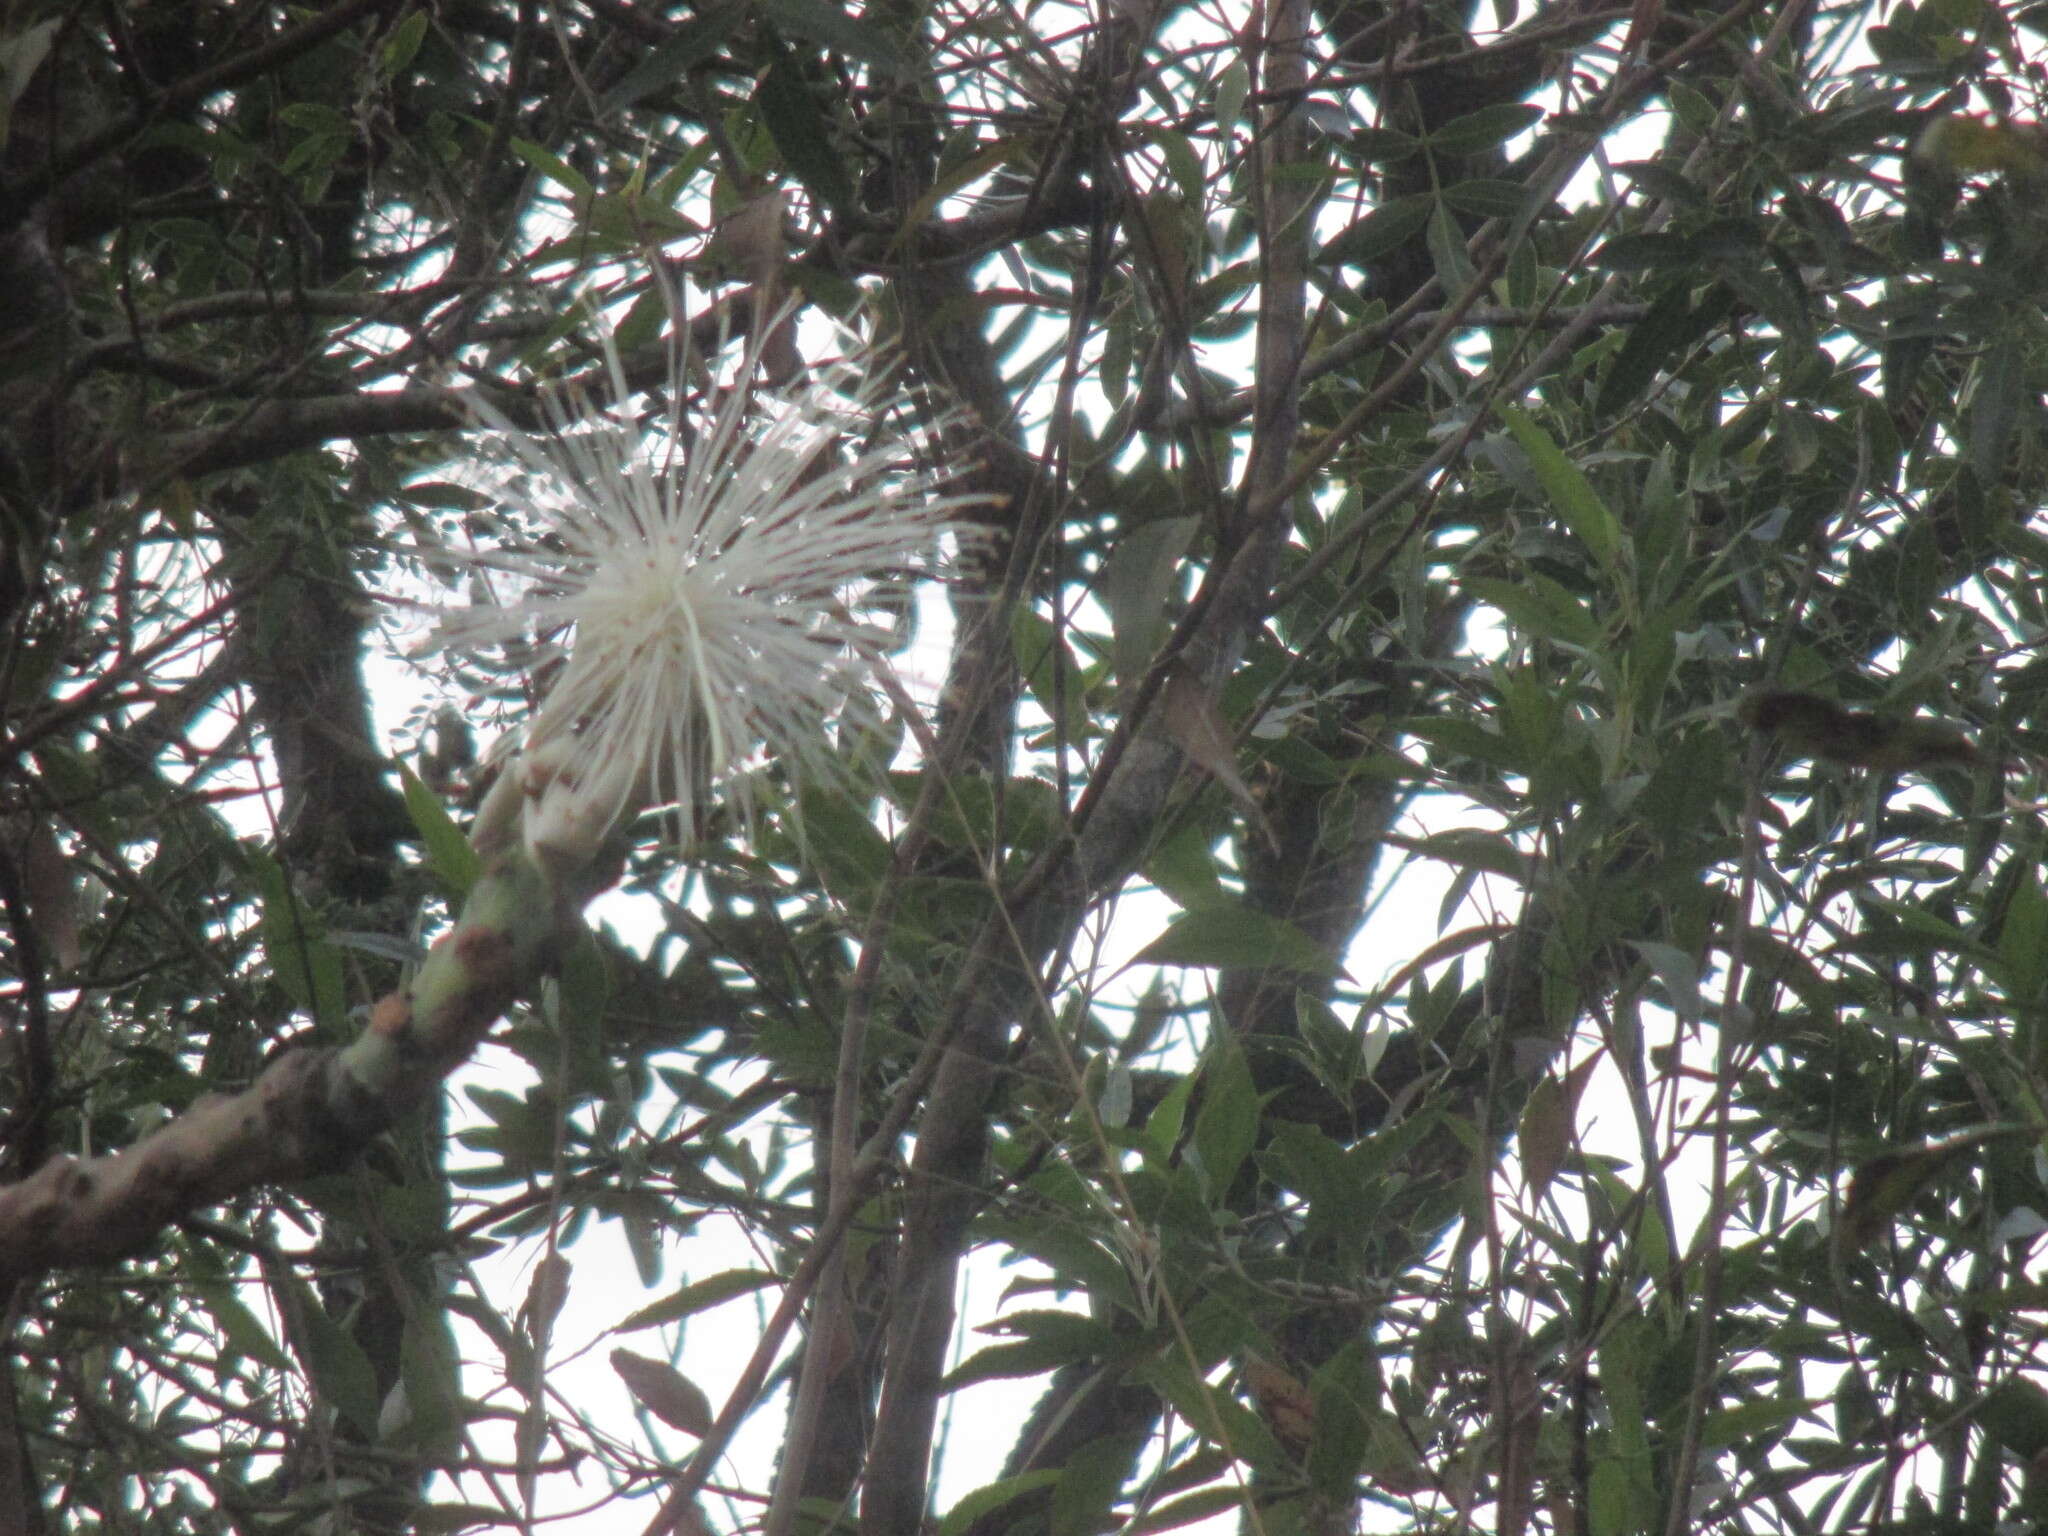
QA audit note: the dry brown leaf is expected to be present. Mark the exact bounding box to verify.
[1242,1353,1316,1456]
[21,819,80,971]
[1518,1074,1568,1199]
[523,1252,572,1345]
[610,1348,713,1437]
[1496,1351,1541,1536]
[1520,1050,1603,1199]
[702,188,786,290]
[1160,662,1276,851]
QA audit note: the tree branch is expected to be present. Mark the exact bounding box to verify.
[0,850,576,1284]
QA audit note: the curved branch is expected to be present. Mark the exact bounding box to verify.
[0,850,577,1284]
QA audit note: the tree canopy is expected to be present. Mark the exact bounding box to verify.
[8,0,2048,1533]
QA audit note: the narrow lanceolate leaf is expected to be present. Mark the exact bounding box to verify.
[1518,1074,1569,1199]
[612,1268,782,1334]
[1495,403,1623,571]
[1134,907,1338,974]
[1519,1052,1601,1200]
[398,759,480,894]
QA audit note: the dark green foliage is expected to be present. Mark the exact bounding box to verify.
[11,2,2048,1534]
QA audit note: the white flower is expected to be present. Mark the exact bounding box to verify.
[431,299,975,877]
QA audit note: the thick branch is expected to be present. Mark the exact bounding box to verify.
[0,851,575,1283]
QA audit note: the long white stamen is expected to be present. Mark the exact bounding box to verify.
[420,292,979,877]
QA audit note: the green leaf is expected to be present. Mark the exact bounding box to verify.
[285,1280,381,1439]
[1427,101,1544,155]
[612,1269,780,1334]
[1587,1459,1633,1536]
[1590,231,1690,269]
[252,850,347,1033]
[509,137,594,200]
[1213,60,1250,143]
[756,54,854,215]
[1998,870,2048,1004]
[380,10,430,75]
[278,102,349,136]
[1425,198,1474,291]
[1097,1061,1133,1127]
[1439,177,1531,218]
[397,479,491,511]
[797,786,894,906]
[1098,516,1197,693]
[1053,1433,1142,1534]
[1617,159,1708,208]
[1836,1129,2024,1253]
[1146,123,1204,210]
[1320,195,1433,266]
[280,128,346,179]
[550,933,611,1097]
[399,760,479,894]
[1593,1316,1659,1535]
[191,1280,292,1373]
[1463,573,1602,649]
[1976,1377,2048,1460]
[414,1506,514,1533]
[935,1471,1062,1536]
[0,19,59,118]
[754,0,904,72]
[1405,716,1524,774]
[1347,126,1420,162]
[1146,821,1230,911]
[396,1312,462,1450]
[1143,1071,1196,1163]
[602,3,747,111]
[1631,940,1703,1023]
[1266,1120,1358,1212]
[1700,1395,1813,1450]
[1518,1073,1569,1198]
[1596,279,1716,417]
[1127,1487,1243,1533]
[618,1190,667,1288]
[610,1349,713,1435]
[1970,333,2024,480]
[1495,403,1623,570]
[1193,1039,1259,1195]
[1011,604,1088,737]
[944,1311,1117,1389]
[1133,907,1339,974]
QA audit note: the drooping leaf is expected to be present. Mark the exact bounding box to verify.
[282,1279,381,1440]
[1193,1038,1259,1196]
[756,52,855,216]
[1100,516,1197,691]
[1158,663,1275,850]
[1836,1127,2030,1254]
[399,759,480,894]
[610,1348,714,1436]
[1495,403,1623,571]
